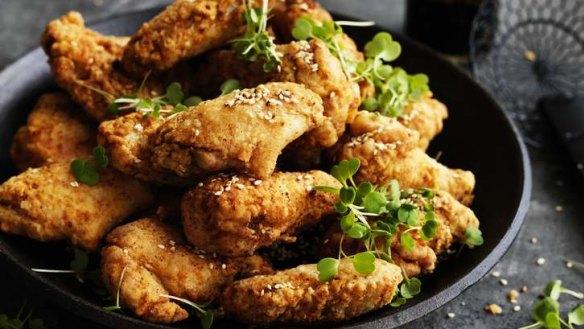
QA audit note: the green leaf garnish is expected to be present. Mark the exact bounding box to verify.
[70,145,109,186]
[352,251,376,274]
[544,280,584,300]
[0,302,45,329]
[314,158,445,307]
[464,227,484,247]
[220,79,241,96]
[231,0,281,72]
[317,258,339,282]
[569,305,584,326]
[70,248,89,272]
[519,280,583,329]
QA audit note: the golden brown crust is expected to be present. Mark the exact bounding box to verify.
[101,218,235,323]
[181,170,340,257]
[152,82,324,179]
[221,258,402,325]
[121,0,249,76]
[9,93,96,172]
[336,112,475,205]
[0,163,154,251]
[398,95,448,150]
[97,112,188,186]
[41,12,162,121]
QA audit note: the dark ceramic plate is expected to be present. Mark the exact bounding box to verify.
[0,8,531,329]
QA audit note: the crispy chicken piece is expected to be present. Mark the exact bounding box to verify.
[152,82,324,179]
[101,217,272,324]
[182,40,360,169]
[182,170,340,257]
[399,95,448,150]
[222,258,402,325]
[0,163,154,251]
[186,40,360,145]
[270,0,363,62]
[10,93,96,172]
[121,0,255,76]
[336,111,475,205]
[320,191,480,277]
[41,12,162,121]
[98,112,188,186]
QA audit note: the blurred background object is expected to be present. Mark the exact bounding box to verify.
[407,0,483,57]
[471,0,584,147]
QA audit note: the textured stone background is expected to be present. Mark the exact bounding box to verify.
[0,1,582,328]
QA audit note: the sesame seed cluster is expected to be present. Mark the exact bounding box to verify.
[295,40,319,73]
[346,128,403,156]
[224,85,300,122]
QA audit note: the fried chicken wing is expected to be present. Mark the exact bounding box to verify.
[98,112,188,186]
[336,111,475,204]
[222,258,402,325]
[152,82,324,179]
[0,163,154,251]
[10,93,96,172]
[320,190,480,277]
[101,218,271,323]
[181,170,340,257]
[121,0,252,76]
[41,12,162,121]
[181,40,359,168]
[399,95,448,150]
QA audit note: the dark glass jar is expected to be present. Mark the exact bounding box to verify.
[406,0,483,55]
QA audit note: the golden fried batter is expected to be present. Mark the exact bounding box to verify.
[271,0,333,42]
[187,40,359,145]
[121,0,252,76]
[152,82,324,179]
[320,190,480,277]
[10,93,96,172]
[222,258,402,325]
[182,170,340,257]
[41,12,162,121]
[182,40,359,169]
[399,95,448,150]
[101,218,271,323]
[336,111,475,205]
[98,112,187,186]
[0,163,154,251]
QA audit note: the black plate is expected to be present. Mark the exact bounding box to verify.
[0,8,531,329]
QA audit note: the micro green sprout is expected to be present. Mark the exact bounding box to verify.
[160,294,213,329]
[231,0,281,72]
[314,158,446,308]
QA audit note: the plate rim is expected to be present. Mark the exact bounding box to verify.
[0,6,532,329]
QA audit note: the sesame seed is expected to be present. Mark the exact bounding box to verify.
[447,313,455,319]
[222,264,226,270]
[499,279,508,286]
[260,289,265,296]
[520,285,528,293]
[566,261,574,268]
[491,271,501,277]
[555,205,564,212]
[169,240,176,246]
[536,257,545,266]
[513,305,521,312]
[530,237,538,244]
[254,180,262,186]
[209,263,214,269]
[123,248,129,255]
[197,182,204,187]
[69,181,80,188]
[157,244,166,249]
[134,123,144,132]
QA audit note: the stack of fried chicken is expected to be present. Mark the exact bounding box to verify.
[0,0,480,326]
